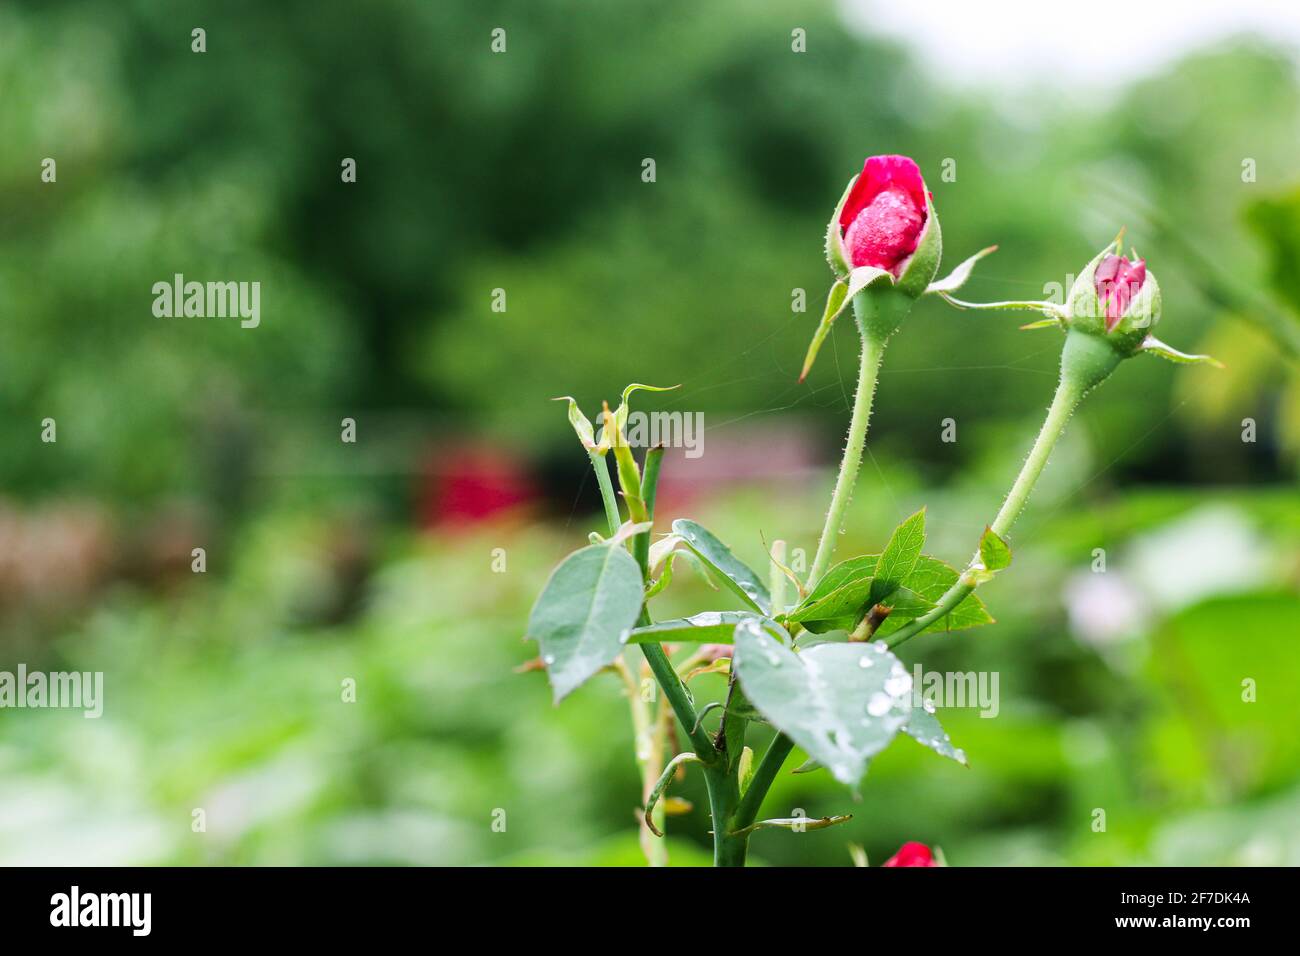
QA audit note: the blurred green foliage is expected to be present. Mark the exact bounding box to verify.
[0,0,1298,865]
[3,486,1297,865]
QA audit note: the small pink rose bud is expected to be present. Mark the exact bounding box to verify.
[1094,254,1147,333]
[838,155,929,275]
[881,841,938,867]
[1064,240,1163,363]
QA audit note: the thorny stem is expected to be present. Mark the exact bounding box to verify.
[590,441,716,861]
[713,519,763,780]
[707,554,751,862]
[630,447,717,761]
[729,300,894,850]
[614,434,748,861]
[715,541,802,851]
[585,439,714,759]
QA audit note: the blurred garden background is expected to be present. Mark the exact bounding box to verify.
[1,0,1299,865]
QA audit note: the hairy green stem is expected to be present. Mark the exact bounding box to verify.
[990,377,1085,538]
[885,366,1089,650]
[809,325,887,586]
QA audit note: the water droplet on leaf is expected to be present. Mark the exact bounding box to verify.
[867,692,893,717]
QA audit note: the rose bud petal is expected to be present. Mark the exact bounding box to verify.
[1094,254,1147,333]
[1065,240,1162,358]
[881,841,938,867]
[839,155,929,275]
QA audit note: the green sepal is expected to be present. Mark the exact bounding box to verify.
[799,279,848,383]
[825,175,856,279]
[799,267,892,381]
[925,245,997,295]
[940,294,1065,321]
[1139,335,1224,367]
[1064,239,1120,333]
[896,190,943,299]
[1019,317,1064,330]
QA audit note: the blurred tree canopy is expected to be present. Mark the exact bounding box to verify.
[2,0,1298,511]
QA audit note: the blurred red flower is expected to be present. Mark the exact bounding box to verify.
[422,444,536,528]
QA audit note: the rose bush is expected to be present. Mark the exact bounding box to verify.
[526,157,1220,866]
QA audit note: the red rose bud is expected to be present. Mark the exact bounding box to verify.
[882,841,938,867]
[803,155,945,378]
[1094,254,1147,333]
[803,155,988,380]
[842,165,926,272]
[838,155,929,275]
